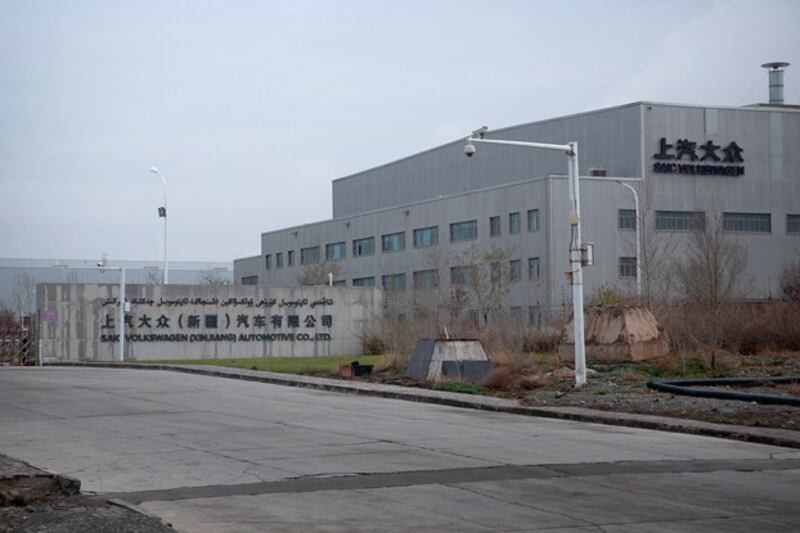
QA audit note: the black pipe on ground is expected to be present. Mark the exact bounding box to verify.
[647,376,800,407]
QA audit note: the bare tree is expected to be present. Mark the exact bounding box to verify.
[10,272,36,321]
[297,261,342,286]
[674,213,748,307]
[144,268,163,285]
[451,245,515,329]
[780,260,800,301]
[196,268,231,286]
[627,212,679,306]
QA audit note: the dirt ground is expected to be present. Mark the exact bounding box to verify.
[0,495,174,533]
[520,353,800,430]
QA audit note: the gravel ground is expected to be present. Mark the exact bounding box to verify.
[0,496,174,533]
[521,354,800,430]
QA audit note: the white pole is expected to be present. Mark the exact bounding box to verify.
[467,135,587,388]
[149,167,169,284]
[618,182,642,298]
[119,267,126,362]
[568,142,586,387]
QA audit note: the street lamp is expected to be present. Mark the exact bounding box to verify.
[96,261,127,362]
[617,181,642,298]
[149,167,169,284]
[464,127,587,387]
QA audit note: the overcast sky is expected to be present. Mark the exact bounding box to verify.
[2,0,799,264]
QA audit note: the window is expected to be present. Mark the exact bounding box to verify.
[529,305,542,328]
[510,306,523,322]
[352,276,375,287]
[509,212,520,234]
[788,214,800,234]
[413,269,439,289]
[300,246,320,265]
[450,220,477,242]
[326,241,346,261]
[382,273,406,291]
[353,237,375,257]
[528,257,540,279]
[332,279,347,287]
[413,226,438,248]
[382,232,406,253]
[450,265,476,286]
[264,254,271,270]
[655,210,705,231]
[618,209,636,231]
[510,259,521,282]
[619,256,637,278]
[527,209,540,232]
[241,275,258,285]
[276,252,283,269]
[287,250,294,267]
[490,216,501,237]
[723,212,771,233]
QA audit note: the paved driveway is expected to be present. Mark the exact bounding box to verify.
[1,367,798,532]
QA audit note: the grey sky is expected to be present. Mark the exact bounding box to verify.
[1,0,798,263]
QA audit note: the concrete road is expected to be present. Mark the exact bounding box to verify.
[1,367,798,532]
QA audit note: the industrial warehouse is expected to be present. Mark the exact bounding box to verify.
[234,65,800,326]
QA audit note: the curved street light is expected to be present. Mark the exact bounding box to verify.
[149,167,169,284]
[617,181,642,298]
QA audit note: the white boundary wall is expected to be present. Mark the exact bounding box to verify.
[37,283,382,362]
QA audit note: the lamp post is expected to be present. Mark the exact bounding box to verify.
[464,128,587,387]
[149,167,169,284]
[617,181,642,298]
[97,263,127,362]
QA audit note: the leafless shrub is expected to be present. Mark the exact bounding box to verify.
[781,261,800,301]
[655,301,800,355]
[196,268,231,286]
[297,261,342,286]
[674,214,748,308]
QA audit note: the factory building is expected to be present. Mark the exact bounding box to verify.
[235,65,799,325]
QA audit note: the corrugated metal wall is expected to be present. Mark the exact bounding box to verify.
[331,104,643,218]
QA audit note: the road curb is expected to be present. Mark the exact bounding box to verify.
[48,362,800,450]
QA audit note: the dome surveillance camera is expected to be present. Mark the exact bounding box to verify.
[464,143,476,158]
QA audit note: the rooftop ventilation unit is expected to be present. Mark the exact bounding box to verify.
[761,62,790,105]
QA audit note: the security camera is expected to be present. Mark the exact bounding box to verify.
[472,126,488,139]
[464,143,476,158]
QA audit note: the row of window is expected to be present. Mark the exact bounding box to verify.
[489,209,540,238]
[347,258,542,291]
[618,210,800,234]
[264,210,541,270]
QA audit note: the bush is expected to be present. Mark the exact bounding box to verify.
[360,332,386,355]
[781,262,800,301]
[654,301,800,355]
[593,284,622,306]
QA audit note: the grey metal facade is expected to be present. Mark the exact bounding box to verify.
[235,102,800,322]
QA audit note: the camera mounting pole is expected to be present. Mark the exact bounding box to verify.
[464,132,586,387]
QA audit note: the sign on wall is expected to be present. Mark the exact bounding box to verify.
[98,296,336,344]
[652,137,744,176]
[37,284,382,362]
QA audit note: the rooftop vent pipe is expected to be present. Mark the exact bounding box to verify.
[761,62,790,104]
